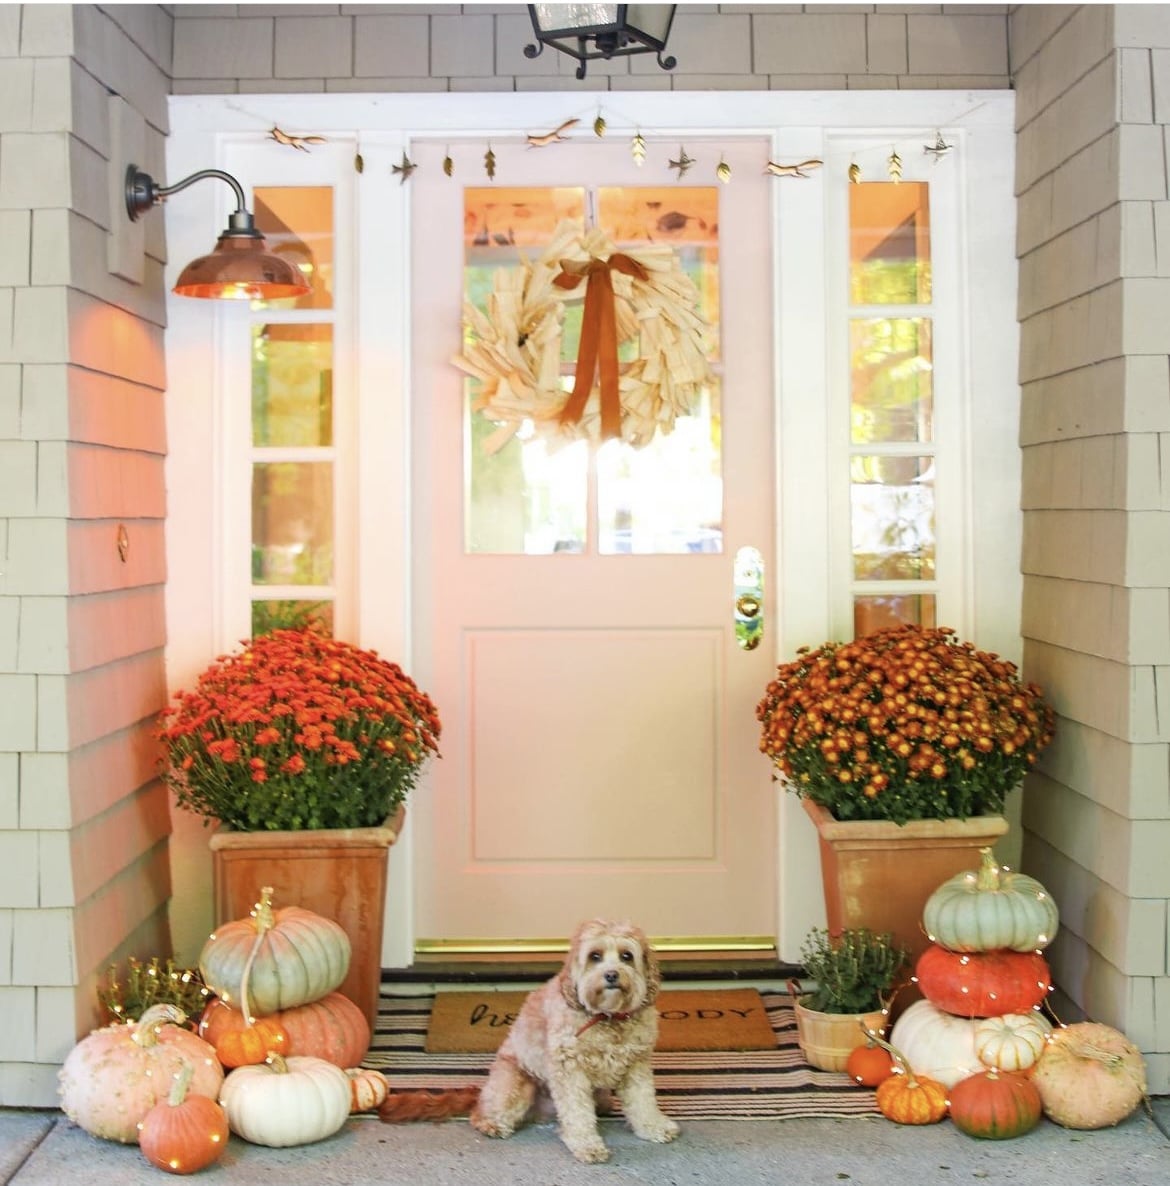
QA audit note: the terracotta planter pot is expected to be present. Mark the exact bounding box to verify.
[208,806,405,1033]
[792,996,887,1072]
[802,798,1008,966]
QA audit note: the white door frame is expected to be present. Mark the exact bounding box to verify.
[163,91,1018,968]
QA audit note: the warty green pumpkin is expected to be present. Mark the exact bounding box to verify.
[923,847,1058,954]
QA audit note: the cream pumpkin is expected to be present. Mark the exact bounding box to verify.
[219,1054,352,1147]
[973,1011,1051,1072]
[888,999,983,1089]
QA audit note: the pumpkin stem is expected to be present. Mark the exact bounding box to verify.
[252,886,276,935]
[265,1051,289,1074]
[132,1003,188,1048]
[167,1059,195,1106]
[860,1026,922,1087]
[974,846,1004,891]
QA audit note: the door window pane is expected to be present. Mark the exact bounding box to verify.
[850,318,933,444]
[252,323,333,447]
[850,454,935,581]
[849,182,931,305]
[596,383,722,554]
[462,184,723,556]
[253,186,334,310]
[251,599,333,636]
[463,187,588,554]
[252,461,333,585]
[853,594,936,638]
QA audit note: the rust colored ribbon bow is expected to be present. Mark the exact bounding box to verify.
[554,253,648,440]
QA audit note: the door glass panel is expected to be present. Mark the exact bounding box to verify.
[252,323,333,447]
[248,186,337,627]
[253,186,334,310]
[850,454,935,581]
[850,317,932,445]
[462,183,723,556]
[848,178,936,633]
[853,594,936,638]
[463,187,588,554]
[252,461,333,584]
[849,182,931,305]
[251,599,334,636]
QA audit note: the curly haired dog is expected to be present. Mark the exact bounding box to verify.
[469,918,681,1164]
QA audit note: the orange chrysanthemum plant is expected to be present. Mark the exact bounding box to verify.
[157,628,441,832]
[755,624,1054,826]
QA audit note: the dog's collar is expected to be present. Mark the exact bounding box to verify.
[576,1010,634,1037]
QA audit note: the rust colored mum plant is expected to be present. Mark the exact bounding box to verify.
[157,628,441,831]
[756,624,1054,825]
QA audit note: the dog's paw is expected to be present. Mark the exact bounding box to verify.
[635,1115,681,1143]
[469,1111,513,1139]
[567,1138,610,1164]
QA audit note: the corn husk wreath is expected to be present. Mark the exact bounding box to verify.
[451,220,713,452]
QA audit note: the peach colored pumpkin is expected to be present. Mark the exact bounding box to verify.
[1032,1022,1146,1129]
[58,1005,224,1144]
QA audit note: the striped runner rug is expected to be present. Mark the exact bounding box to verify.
[363,989,881,1120]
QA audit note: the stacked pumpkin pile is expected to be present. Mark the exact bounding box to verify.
[856,849,1148,1137]
[59,886,389,1174]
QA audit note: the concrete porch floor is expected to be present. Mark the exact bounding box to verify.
[3,1098,1168,1185]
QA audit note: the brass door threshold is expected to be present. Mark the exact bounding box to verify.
[414,936,778,962]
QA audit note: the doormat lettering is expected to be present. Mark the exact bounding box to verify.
[424,987,776,1054]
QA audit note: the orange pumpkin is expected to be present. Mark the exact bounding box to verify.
[213,1017,289,1069]
[846,1042,896,1087]
[137,1061,230,1174]
[876,1070,949,1125]
[864,1028,949,1125]
[949,1068,1043,1140]
[915,944,1051,1018]
[201,991,369,1069]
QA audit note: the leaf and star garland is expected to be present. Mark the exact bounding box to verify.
[451,220,712,452]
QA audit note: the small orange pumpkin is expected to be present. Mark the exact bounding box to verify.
[346,1067,390,1112]
[866,1030,949,1125]
[213,1016,289,1069]
[137,1060,230,1174]
[846,1041,896,1087]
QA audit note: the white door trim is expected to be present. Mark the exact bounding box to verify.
[163,90,1017,967]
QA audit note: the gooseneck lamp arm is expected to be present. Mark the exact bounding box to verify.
[123,164,311,301]
[126,166,255,236]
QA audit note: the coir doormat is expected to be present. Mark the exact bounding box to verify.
[365,989,881,1120]
[424,988,776,1054]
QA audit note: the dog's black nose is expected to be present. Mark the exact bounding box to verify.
[604,970,619,986]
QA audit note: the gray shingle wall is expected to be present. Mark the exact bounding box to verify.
[1013,2,1170,1094]
[0,2,173,1107]
[168,4,1012,92]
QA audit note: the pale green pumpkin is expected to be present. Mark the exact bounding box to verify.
[923,847,1059,954]
[199,888,350,1018]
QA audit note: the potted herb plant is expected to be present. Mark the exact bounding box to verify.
[756,624,1055,962]
[792,927,908,1072]
[156,626,441,1029]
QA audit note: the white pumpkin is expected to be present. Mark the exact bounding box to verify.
[973,1011,1051,1072]
[219,1054,351,1147]
[1032,1022,1147,1129]
[889,999,983,1089]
